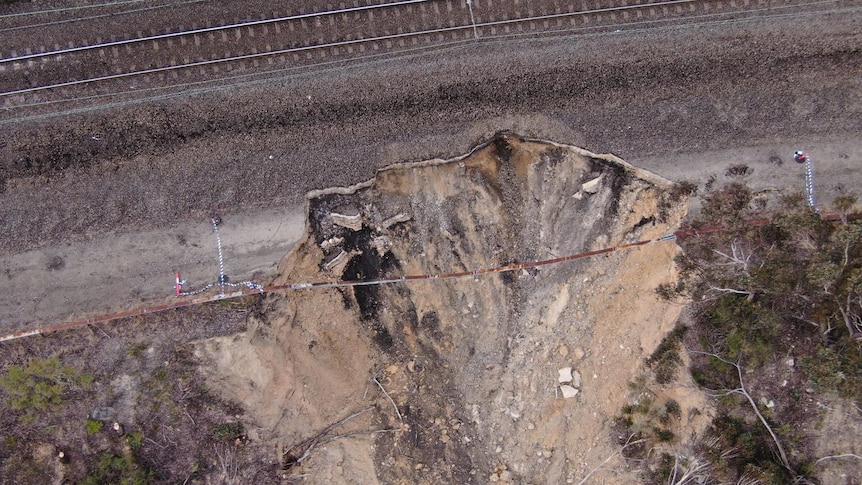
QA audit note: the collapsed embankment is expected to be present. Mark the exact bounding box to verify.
[193,134,696,483]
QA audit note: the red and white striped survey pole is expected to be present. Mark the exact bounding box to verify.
[175,272,182,297]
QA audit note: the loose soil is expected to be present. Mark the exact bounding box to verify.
[193,136,693,483]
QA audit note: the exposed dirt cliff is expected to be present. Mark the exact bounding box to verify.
[193,134,696,483]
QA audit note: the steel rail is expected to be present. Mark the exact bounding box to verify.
[0,0,431,63]
[2,212,856,344]
[0,0,210,33]
[0,0,151,18]
[0,0,778,97]
[1,2,854,119]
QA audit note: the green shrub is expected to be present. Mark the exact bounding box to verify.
[0,356,94,423]
[652,427,675,442]
[664,399,681,420]
[800,344,862,403]
[126,342,150,358]
[126,431,144,450]
[86,418,104,435]
[646,325,687,384]
[210,422,244,442]
[82,452,152,485]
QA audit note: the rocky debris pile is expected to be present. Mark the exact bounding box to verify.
[195,134,689,484]
[558,366,583,399]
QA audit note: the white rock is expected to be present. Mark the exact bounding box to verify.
[560,385,579,399]
[331,212,363,231]
[786,358,795,368]
[572,347,585,360]
[572,191,584,200]
[377,213,411,231]
[372,235,391,256]
[572,370,582,389]
[558,367,573,384]
[582,175,603,194]
[323,250,351,273]
[320,236,344,251]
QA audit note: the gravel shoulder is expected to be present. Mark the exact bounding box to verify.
[0,206,305,331]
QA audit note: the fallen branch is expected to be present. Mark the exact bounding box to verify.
[314,428,398,449]
[708,286,755,297]
[689,350,792,473]
[281,406,374,469]
[286,428,394,468]
[815,453,862,465]
[576,433,645,485]
[372,375,402,422]
[88,323,112,339]
[144,437,167,449]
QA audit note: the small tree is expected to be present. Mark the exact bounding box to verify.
[0,356,93,423]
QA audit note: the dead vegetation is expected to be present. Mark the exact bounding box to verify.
[0,297,279,484]
[628,170,862,484]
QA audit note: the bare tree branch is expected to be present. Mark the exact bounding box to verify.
[708,286,755,297]
[372,375,402,422]
[281,406,378,471]
[815,453,862,465]
[576,433,645,485]
[688,350,793,473]
[712,241,753,272]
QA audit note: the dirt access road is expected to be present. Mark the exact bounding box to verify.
[0,207,305,332]
[1,2,861,332]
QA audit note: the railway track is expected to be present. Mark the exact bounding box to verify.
[0,0,855,116]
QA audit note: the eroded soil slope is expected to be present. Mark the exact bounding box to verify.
[194,134,693,483]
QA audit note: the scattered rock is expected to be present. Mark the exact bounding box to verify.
[331,212,363,230]
[558,367,573,384]
[572,347,585,361]
[372,235,392,256]
[560,385,579,399]
[582,175,603,194]
[320,236,344,251]
[786,358,795,368]
[558,344,569,357]
[90,407,115,421]
[323,250,352,273]
[571,370,582,389]
[377,213,412,231]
